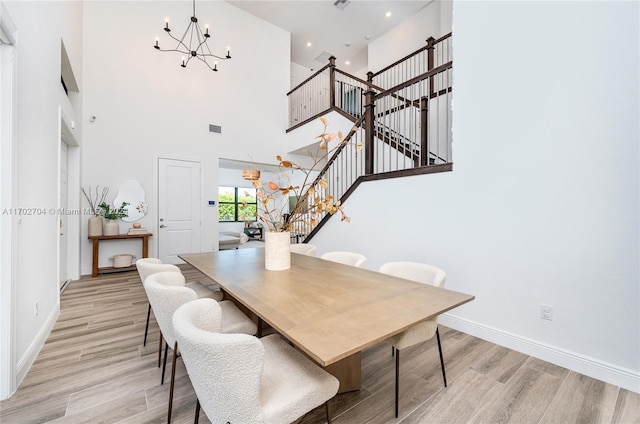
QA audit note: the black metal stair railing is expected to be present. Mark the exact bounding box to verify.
[366,61,453,174]
[286,34,453,241]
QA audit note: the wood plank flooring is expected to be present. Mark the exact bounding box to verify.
[1,265,638,423]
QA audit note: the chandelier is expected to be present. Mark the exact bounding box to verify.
[154,0,231,72]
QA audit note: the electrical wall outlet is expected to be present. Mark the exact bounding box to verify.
[541,304,553,321]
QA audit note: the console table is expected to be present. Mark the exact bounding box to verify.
[88,233,152,277]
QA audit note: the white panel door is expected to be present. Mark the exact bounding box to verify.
[158,158,201,264]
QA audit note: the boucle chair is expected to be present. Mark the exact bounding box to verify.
[290,243,318,256]
[173,298,340,424]
[136,258,223,348]
[143,272,257,423]
[378,261,447,418]
[320,251,366,267]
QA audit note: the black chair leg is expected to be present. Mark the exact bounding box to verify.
[157,334,163,368]
[257,317,264,338]
[395,349,400,418]
[436,327,447,387]
[161,342,169,384]
[194,399,200,424]
[143,303,151,346]
[325,400,333,424]
[168,341,178,424]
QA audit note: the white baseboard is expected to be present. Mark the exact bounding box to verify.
[439,313,640,394]
[16,303,59,387]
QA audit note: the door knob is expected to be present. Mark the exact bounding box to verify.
[160,224,167,228]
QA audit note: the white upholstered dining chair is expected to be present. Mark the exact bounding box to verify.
[290,243,318,256]
[135,258,223,349]
[320,251,366,267]
[173,298,340,424]
[143,272,257,423]
[378,261,447,418]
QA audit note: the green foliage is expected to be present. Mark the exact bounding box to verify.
[98,202,129,220]
[218,187,257,222]
[218,204,235,221]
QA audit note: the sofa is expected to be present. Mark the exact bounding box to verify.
[218,231,249,250]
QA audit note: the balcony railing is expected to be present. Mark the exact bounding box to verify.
[286,34,453,240]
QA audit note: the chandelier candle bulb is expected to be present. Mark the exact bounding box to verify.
[165,19,169,31]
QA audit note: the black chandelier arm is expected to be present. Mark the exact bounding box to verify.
[155,43,230,61]
[165,23,194,53]
[198,52,231,60]
[192,37,230,60]
[154,47,191,54]
[194,54,218,72]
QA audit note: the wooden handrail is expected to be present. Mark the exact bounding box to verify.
[370,32,451,78]
[434,32,452,44]
[305,163,453,241]
[312,114,366,183]
[374,62,452,101]
[287,61,332,96]
[282,114,366,231]
[334,69,377,90]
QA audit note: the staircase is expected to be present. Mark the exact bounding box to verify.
[286,34,453,241]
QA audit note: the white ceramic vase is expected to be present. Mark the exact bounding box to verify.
[88,216,103,236]
[103,219,119,236]
[264,231,291,271]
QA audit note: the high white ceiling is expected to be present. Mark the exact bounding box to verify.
[227,0,431,71]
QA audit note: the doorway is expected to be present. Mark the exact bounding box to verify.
[58,110,80,288]
[59,141,68,289]
[157,158,202,264]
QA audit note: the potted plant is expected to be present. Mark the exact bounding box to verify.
[243,117,357,270]
[82,186,109,236]
[98,201,129,235]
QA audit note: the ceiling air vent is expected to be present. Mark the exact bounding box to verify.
[314,51,334,64]
[334,0,350,10]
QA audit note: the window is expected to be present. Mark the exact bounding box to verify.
[218,186,257,222]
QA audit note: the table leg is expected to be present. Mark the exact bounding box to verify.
[92,239,99,277]
[324,351,362,393]
[142,236,149,258]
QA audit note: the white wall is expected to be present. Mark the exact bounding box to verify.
[286,110,353,154]
[313,0,640,391]
[368,0,450,74]
[81,1,290,273]
[2,0,83,395]
[291,61,314,90]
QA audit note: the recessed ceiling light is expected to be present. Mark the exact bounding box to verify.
[385,12,392,18]
[364,35,371,40]
[345,61,350,65]
[306,42,312,47]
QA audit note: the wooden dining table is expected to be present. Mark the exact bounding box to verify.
[179,249,475,392]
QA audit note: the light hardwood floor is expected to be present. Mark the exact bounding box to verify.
[1,265,638,424]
